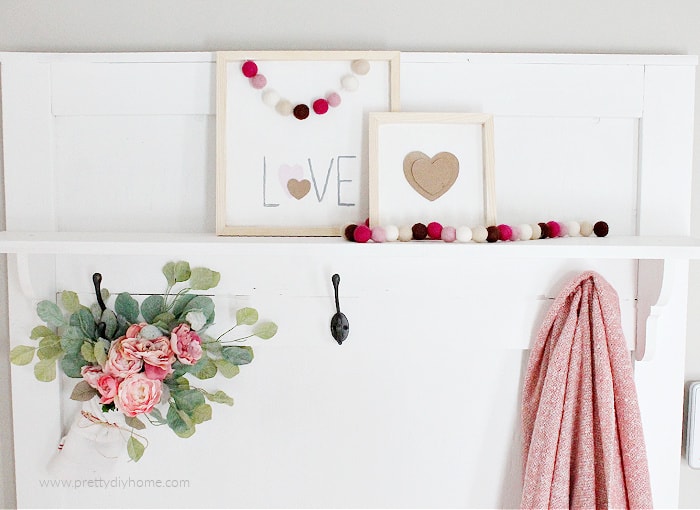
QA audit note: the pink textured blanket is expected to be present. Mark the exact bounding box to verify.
[521,272,653,509]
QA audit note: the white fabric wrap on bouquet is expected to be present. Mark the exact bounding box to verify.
[47,398,127,476]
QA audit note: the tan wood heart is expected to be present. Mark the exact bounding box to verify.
[287,178,311,200]
[403,151,459,201]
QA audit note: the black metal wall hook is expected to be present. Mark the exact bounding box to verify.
[330,274,349,345]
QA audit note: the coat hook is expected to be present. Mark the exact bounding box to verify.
[330,273,349,345]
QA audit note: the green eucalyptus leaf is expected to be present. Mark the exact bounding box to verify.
[180,296,214,325]
[202,340,222,356]
[60,353,88,378]
[174,261,191,283]
[60,291,81,313]
[213,359,240,378]
[81,341,97,362]
[125,415,146,430]
[139,324,162,340]
[70,308,96,340]
[38,335,61,349]
[236,307,259,326]
[94,338,110,367]
[171,294,197,318]
[30,325,54,340]
[90,303,102,322]
[188,357,217,380]
[166,404,195,438]
[148,407,168,425]
[37,301,66,328]
[37,339,63,361]
[60,334,84,356]
[10,345,35,366]
[101,309,118,339]
[140,295,164,324]
[127,436,145,462]
[254,322,278,340]
[191,403,212,424]
[203,389,234,406]
[34,359,57,382]
[101,288,110,302]
[162,262,176,287]
[221,346,254,366]
[189,267,221,290]
[170,361,189,380]
[70,380,99,402]
[152,312,176,332]
[115,293,139,324]
[172,388,205,414]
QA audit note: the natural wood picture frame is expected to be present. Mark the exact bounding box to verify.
[369,112,497,229]
[216,50,400,236]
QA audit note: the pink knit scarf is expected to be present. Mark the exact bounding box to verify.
[521,271,653,509]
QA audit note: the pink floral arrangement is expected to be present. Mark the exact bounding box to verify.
[10,261,277,461]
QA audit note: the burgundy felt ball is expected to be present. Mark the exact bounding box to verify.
[486,226,500,243]
[344,224,357,241]
[427,221,443,240]
[353,224,371,243]
[594,221,609,237]
[241,60,258,78]
[293,104,310,120]
[538,222,550,239]
[546,221,561,238]
[312,98,329,115]
[497,224,513,242]
[412,223,428,240]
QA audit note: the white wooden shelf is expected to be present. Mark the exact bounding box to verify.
[1,231,700,259]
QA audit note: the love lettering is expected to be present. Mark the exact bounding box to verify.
[262,156,357,207]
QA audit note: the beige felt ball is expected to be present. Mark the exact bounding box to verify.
[566,221,581,237]
[518,223,533,241]
[384,225,399,242]
[530,223,542,240]
[472,225,488,243]
[456,226,473,242]
[580,221,594,237]
[275,99,293,116]
[398,225,413,242]
[351,59,370,75]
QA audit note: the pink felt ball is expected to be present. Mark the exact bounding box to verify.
[371,226,387,243]
[427,222,443,240]
[441,226,457,243]
[546,221,561,238]
[497,224,513,242]
[313,98,329,115]
[250,74,267,89]
[241,60,258,78]
[353,224,371,243]
[327,92,342,107]
[510,226,521,241]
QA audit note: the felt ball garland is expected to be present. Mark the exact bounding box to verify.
[241,58,370,120]
[343,220,609,243]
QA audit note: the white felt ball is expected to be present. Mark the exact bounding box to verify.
[455,226,473,242]
[580,221,594,237]
[384,225,399,242]
[472,225,488,243]
[262,89,280,107]
[566,221,581,237]
[398,226,413,242]
[351,59,370,75]
[531,223,542,240]
[518,223,533,241]
[275,99,293,116]
[341,74,359,92]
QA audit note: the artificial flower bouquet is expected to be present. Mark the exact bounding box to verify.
[10,261,277,461]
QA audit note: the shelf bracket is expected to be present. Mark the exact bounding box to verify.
[636,258,680,362]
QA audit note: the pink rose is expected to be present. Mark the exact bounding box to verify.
[95,374,119,404]
[130,336,175,371]
[114,373,163,417]
[170,323,203,365]
[81,365,103,388]
[104,337,143,378]
[81,365,119,405]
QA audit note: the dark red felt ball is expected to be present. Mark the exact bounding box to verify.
[412,223,428,240]
[486,226,500,243]
[538,222,550,239]
[593,221,609,237]
[344,224,358,241]
[293,104,310,120]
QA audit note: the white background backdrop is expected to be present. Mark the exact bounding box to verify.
[1,1,700,507]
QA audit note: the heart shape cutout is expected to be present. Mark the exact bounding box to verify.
[403,151,460,201]
[287,179,311,200]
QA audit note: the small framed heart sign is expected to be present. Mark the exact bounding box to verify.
[369,112,497,228]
